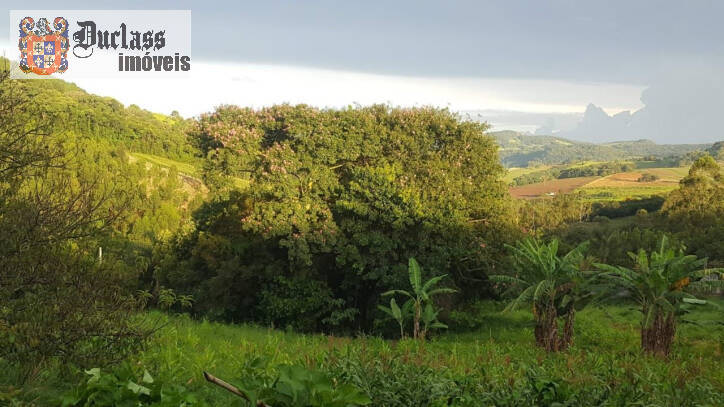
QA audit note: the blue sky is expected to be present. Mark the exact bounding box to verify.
[2,1,723,141]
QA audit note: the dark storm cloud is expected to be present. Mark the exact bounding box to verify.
[2,0,723,84]
[3,1,723,143]
[556,63,724,144]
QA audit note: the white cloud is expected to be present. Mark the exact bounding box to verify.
[2,40,643,121]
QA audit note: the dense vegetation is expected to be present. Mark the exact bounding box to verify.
[1,67,723,406]
[492,130,711,168]
[509,161,635,186]
[157,104,514,332]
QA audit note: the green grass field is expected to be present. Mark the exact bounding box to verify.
[131,152,249,190]
[577,186,678,201]
[131,152,201,178]
[7,300,722,405]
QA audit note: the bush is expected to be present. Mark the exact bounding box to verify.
[60,364,198,406]
[160,105,515,331]
[637,173,660,182]
[257,277,357,332]
[590,196,665,218]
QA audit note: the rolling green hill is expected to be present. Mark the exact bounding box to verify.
[0,59,196,162]
[492,130,712,167]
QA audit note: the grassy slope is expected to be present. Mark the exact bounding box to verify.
[129,152,249,191]
[576,166,690,201]
[131,152,201,178]
[18,301,720,405]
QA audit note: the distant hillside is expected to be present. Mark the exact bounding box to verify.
[1,57,196,162]
[491,130,712,167]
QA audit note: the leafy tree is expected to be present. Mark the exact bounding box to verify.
[0,66,149,378]
[706,140,724,160]
[381,258,456,339]
[637,173,659,182]
[163,105,514,331]
[595,236,723,357]
[516,192,592,235]
[491,238,592,352]
[661,155,724,262]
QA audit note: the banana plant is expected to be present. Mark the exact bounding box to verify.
[490,238,593,352]
[377,298,412,339]
[595,236,724,356]
[421,303,448,339]
[382,258,456,339]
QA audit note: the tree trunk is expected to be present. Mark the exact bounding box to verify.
[560,308,575,351]
[534,304,577,352]
[534,304,560,352]
[641,310,676,357]
[413,302,421,339]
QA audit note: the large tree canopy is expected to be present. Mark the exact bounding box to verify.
[660,155,724,262]
[162,104,515,331]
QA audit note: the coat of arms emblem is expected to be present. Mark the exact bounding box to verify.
[18,17,69,75]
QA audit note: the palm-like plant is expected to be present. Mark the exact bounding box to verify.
[382,258,456,339]
[595,236,723,357]
[490,238,592,352]
[378,298,410,339]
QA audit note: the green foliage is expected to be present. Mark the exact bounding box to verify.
[509,161,634,186]
[230,361,371,407]
[516,192,591,234]
[8,303,722,406]
[491,238,593,351]
[707,140,724,160]
[377,298,410,339]
[637,173,660,182]
[162,105,514,330]
[60,364,199,406]
[492,131,708,168]
[589,195,665,218]
[595,236,724,355]
[381,258,456,339]
[661,155,724,262]
[0,70,160,377]
[561,221,689,267]
[10,78,196,161]
[258,277,357,332]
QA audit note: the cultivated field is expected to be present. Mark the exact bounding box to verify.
[509,176,598,198]
[508,166,691,200]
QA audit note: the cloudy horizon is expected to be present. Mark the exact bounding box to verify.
[3,1,723,143]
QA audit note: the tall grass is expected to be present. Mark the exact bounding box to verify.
[3,300,722,405]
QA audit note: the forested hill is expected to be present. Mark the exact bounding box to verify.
[492,130,712,167]
[2,66,195,161]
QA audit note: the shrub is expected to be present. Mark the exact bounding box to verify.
[161,105,515,330]
[257,277,357,332]
[60,364,199,406]
[637,173,660,182]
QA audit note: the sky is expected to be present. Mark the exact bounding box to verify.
[2,1,723,142]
